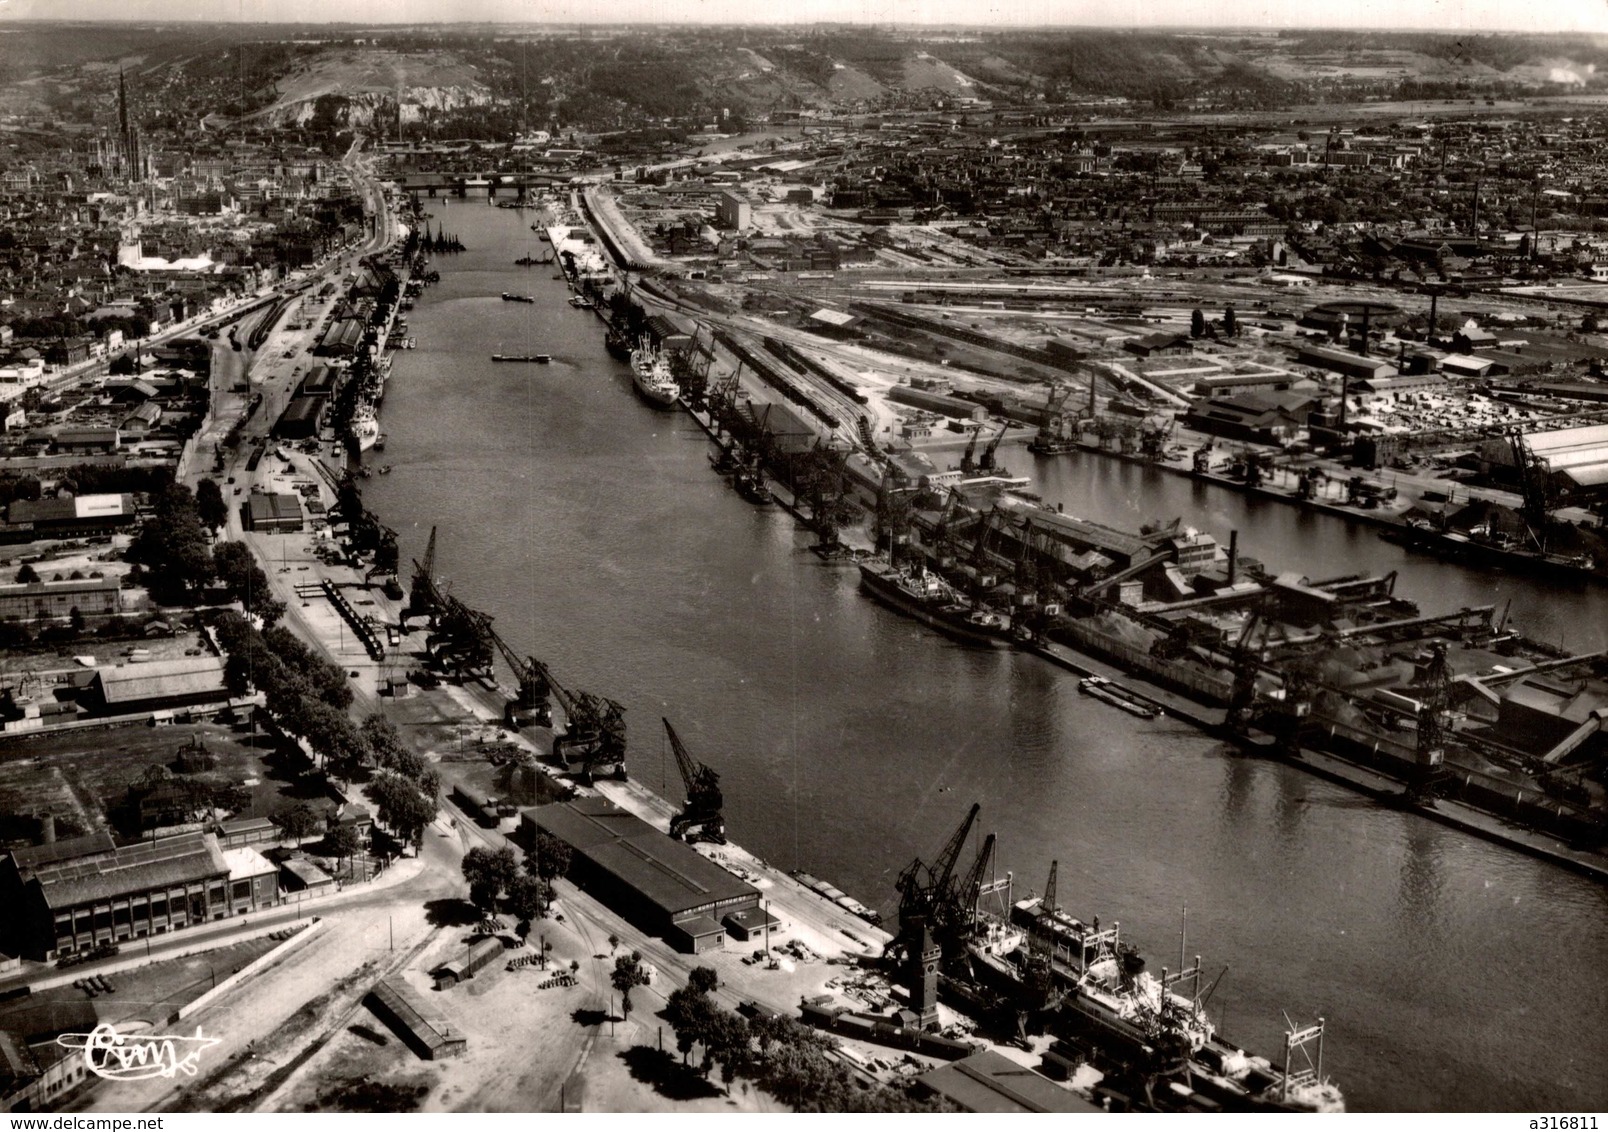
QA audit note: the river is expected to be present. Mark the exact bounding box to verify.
[361,202,1608,1113]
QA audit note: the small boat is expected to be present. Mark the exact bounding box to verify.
[491,354,551,363]
[1079,675,1160,719]
[568,295,593,309]
[502,292,536,303]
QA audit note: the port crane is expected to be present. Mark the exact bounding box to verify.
[540,662,627,781]
[1509,429,1560,552]
[404,525,439,625]
[486,626,552,730]
[662,718,726,844]
[977,423,1009,474]
[957,423,984,474]
[1028,386,1076,455]
[894,801,980,958]
[1409,640,1452,804]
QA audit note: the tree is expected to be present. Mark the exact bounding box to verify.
[462,845,517,912]
[530,831,572,883]
[1223,305,1237,338]
[368,772,436,853]
[127,483,213,600]
[688,966,718,997]
[1583,314,1600,334]
[506,873,550,928]
[611,952,649,1021]
[361,713,406,768]
[271,802,322,844]
[195,478,228,533]
[325,822,361,870]
[15,564,38,584]
[1190,308,1206,339]
[608,933,620,954]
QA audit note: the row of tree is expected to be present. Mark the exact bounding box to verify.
[459,837,570,931]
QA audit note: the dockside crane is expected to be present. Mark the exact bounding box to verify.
[1509,429,1559,552]
[541,662,627,781]
[958,423,984,475]
[662,718,726,844]
[978,422,1009,474]
[404,525,440,625]
[1410,641,1452,805]
[931,487,965,569]
[965,506,1002,596]
[944,831,997,944]
[894,802,981,956]
[1029,386,1075,455]
[487,627,552,730]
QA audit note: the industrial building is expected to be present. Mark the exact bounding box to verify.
[1523,422,1608,498]
[914,1049,1100,1113]
[0,577,121,621]
[220,847,281,914]
[522,797,759,952]
[82,655,231,717]
[243,492,305,533]
[0,831,232,961]
[431,935,506,988]
[273,396,326,440]
[366,978,466,1060]
[1294,345,1397,382]
[715,190,751,231]
[1184,391,1317,444]
[1,494,136,541]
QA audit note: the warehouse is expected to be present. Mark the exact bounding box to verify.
[1523,422,1608,499]
[2,494,136,541]
[0,577,121,621]
[0,831,231,961]
[431,935,506,989]
[915,1049,1099,1112]
[83,655,231,717]
[887,384,988,422]
[522,797,759,953]
[273,396,325,440]
[1294,345,1396,382]
[366,978,466,1060]
[243,493,305,533]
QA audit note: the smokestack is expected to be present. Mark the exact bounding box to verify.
[1227,530,1238,586]
[1428,292,1439,346]
[1338,373,1350,430]
[1358,307,1370,357]
[1470,181,1480,239]
[41,813,55,844]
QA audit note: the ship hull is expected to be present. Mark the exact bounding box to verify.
[857,564,1011,648]
[1380,525,1602,585]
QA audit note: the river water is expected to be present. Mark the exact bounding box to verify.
[362,202,1608,1113]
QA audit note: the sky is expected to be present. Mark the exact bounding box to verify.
[1,0,1605,31]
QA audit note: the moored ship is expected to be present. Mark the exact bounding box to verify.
[501,292,535,303]
[630,344,680,409]
[856,558,1012,648]
[351,407,381,452]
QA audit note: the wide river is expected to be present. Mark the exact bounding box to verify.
[362,202,1608,1112]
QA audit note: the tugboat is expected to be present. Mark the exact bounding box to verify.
[501,292,536,303]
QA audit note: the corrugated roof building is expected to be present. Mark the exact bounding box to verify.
[85,655,230,716]
[915,1049,1100,1113]
[0,831,230,961]
[523,797,758,953]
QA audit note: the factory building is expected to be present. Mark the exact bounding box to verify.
[522,797,759,953]
[0,577,121,621]
[715,191,751,231]
[1294,345,1397,382]
[1523,422,1608,498]
[1,494,136,541]
[0,831,232,961]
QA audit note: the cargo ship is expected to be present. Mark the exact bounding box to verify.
[630,345,680,409]
[1007,892,1345,1112]
[857,558,1012,648]
[351,407,381,453]
[604,325,632,361]
[1379,521,1604,586]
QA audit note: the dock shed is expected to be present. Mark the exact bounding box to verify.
[243,493,305,533]
[84,655,230,716]
[367,978,466,1060]
[915,1048,1099,1113]
[522,797,758,953]
[431,935,506,989]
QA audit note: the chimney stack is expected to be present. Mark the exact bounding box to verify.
[1428,292,1439,346]
[1227,530,1238,586]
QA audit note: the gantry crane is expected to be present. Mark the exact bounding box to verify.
[486,627,552,730]
[541,662,627,781]
[662,718,726,844]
